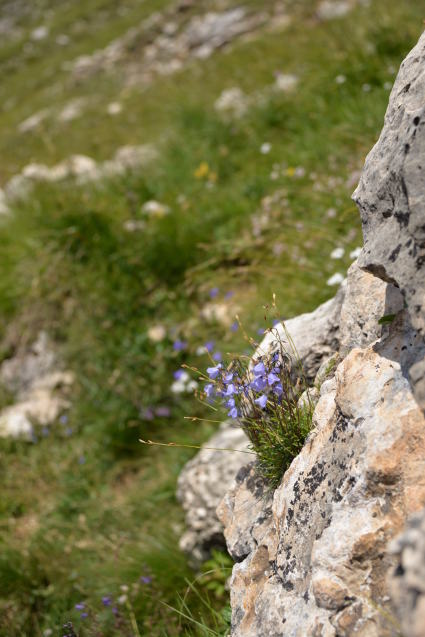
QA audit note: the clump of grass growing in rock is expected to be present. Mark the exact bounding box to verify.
[193,317,314,490]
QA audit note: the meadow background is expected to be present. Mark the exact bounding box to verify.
[0,0,423,635]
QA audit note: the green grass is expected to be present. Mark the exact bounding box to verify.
[0,0,424,634]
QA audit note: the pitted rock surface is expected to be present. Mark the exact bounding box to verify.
[353,31,425,409]
[176,422,250,564]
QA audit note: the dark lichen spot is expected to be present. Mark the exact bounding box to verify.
[389,244,401,262]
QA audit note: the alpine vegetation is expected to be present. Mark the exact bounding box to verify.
[201,324,314,489]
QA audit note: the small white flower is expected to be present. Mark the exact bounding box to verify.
[107,102,122,115]
[196,345,206,356]
[362,83,371,93]
[326,208,337,218]
[327,273,344,286]
[335,74,346,84]
[330,247,345,259]
[171,380,186,394]
[186,380,198,393]
[350,246,362,259]
[43,631,53,637]
[147,325,166,342]
[141,200,170,217]
[179,371,190,383]
[120,584,129,592]
[260,142,272,155]
[118,594,127,605]
[31,26,49,41]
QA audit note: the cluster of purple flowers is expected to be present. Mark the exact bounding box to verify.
[205,353,284,419]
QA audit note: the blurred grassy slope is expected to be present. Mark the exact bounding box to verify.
[0,0,424,635]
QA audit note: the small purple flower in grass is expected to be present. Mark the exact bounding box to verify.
[155,406,171,417]
[272,319,280,326]
[253,361,266,377]
[112,608,119,616]
[228,407,238,419]
[273,384,283,396]
[212,351,222,362]
[102,596,112,607]
[60,414,69,425]
[255,394,268,409]
[224,372,233,383]
[204,383,215,397]
[230,321,239,332]
[207,365,221,379]
[225,398,235,408]
[257,327,265,335]
[173,339,187,351]
[75,603,85,611]
[140,576,152,584]
[141,407,154,420]
[225,290,235,300]
[224,383,236,396]
[205,340,215,352]
[174,369,185,380]
[209,287,219,298]
[81,613,88,619]
[267,372,280,386]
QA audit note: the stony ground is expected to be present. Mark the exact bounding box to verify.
[0,0,424,635]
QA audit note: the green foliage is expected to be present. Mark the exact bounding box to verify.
[0,0,423,634]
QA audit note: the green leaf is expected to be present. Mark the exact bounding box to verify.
[378,314,396,325]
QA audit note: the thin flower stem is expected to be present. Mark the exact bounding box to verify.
[139,439,255,455]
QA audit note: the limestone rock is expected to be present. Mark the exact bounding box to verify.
[389,507,425,637]
[353,32,425,409]
[0,332,73,438]
[218,313,425,637]
[339,260,403,355]
[176,422,251,564]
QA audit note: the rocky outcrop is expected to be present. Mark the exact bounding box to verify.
[353,31,425,411]
[0,332,73,438]
[174,29,425,637]
[389,507,425,637]
[4,144,156,202]
[177,422,251,565]
[218,312,425,637]
[211,32,425,637]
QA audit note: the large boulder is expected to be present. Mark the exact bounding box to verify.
[353,31,425,410]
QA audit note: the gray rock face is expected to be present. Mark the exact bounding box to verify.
[353,31,425,409]
[176,422,251,564]
[339,260,403,356]
[389,507,425,637]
